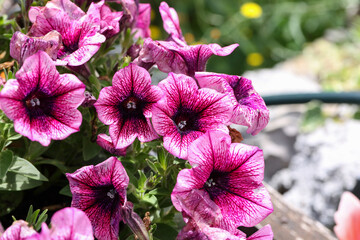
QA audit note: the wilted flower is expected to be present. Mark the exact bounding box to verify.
[94,63,162,149]
[0,51,85,146]
[172,131,273,229]
[87,1,123,39]
[96,133,127,156]
[66,157,129,240]
[10,31,62,66]
[195,72,269,135]
[334,191,360,240]
[0,220,37,240]
[152,73,232,159]
[137,38,238,76]
[120,202,149,240]
[28,0,106,66]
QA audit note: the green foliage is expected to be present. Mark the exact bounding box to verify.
[25,205,48,231]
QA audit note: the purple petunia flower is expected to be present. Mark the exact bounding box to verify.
[66,157,129,240]
[28,0,106,66]
[10,31,62,66]
[96,133,127,156]
[0,220,37,240]
[171,131,273,229]
[94,63,162,149]
[0,51,85,146]
[195,72,269,135]
[87,1,123,39]
[136,38,238,76]
[152,73,232,159]
[26,207,94,240]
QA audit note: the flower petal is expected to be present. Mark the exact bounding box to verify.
[334,191,360,240]
[159,2,184,41]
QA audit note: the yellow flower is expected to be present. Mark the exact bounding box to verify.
[150,25,161,40]
[184,33,195,44]
[246,53,264,67]
[240,2,262,19]
[210,28,221,40]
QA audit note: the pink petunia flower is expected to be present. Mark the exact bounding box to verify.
[87,1,123,39]
[28,0,106,66]
[195,72,269,135]
[96,133,127,156]
[0,220,37,240]
[0,51,85,146]
[175,189,273,240]
[135,2,238,76]
[94,63,162,149]
[26,207,94,240]
[133,3,151,39]
[10,31,62,66]
[152,73,232,159]
[334,191,360,240]
[171,131,273,229]
[137,38,238,77]
[66,157,129,240]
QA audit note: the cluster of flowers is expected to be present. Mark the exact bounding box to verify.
[0,0,274,239]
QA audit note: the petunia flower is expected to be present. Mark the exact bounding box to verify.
[334,191,360,240]
[87,1,123,39]
[152,73,232,159]
[159,1,184,42]
[66,157,129,240]
[10,30,62,66]
[136,38,238,76]
[0,220,37,240]
[96,133,127,156]
[0,51,85,146]
[171,131,273,229]
[94,63,162,149]
[28,0,106,66]
[195,72,269,135]
[27,207,94,240]
[174,189,273,240]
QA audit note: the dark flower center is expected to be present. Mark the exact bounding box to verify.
[93,185,124,213]
[203,170,229,200]
[119,96,144,119]
[173,107,199,133]
[24,91,54,118]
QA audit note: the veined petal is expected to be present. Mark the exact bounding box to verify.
[247,225,273,240]
[97,134,127,156]
[49,207,94,239]
[61,44,102,66]
[0,220,37,240]
[134,3,151,38]
[46,0,84,20]
[10,31,62,66]
[67,157,129,240]
[159,2,184,41]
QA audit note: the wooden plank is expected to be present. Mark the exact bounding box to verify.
[258,182,337,240]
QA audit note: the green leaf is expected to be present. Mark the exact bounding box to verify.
[26,205,33,223]
[0,150,13,179]
[9,156,48,181]
[0,171,43,191]
[26,141,48,161]
[59,185,72,197]
[153,223,178,240]
[137,170,147,190]
[82,137,101,161]
[34,159,67,173]
[89,75,101,91]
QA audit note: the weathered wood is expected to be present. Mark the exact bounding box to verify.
[258,182,337,240]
